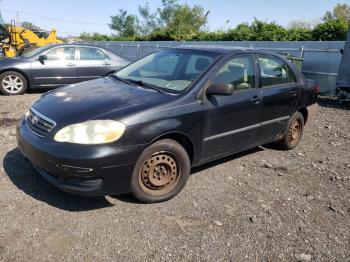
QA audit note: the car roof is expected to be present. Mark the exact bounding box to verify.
[46,43,108,50]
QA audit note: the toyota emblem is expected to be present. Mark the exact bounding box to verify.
[31,115,39,125]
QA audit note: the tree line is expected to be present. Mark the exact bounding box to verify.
[82,1,349,41]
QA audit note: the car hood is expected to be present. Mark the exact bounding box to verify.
[32,77,174,124]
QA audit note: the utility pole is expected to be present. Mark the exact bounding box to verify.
[16,11,19,26]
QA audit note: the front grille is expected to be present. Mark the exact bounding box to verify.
[26,108,56,137]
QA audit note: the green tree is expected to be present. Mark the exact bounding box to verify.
[164,4,208,40]
[286,28,313,41]
[312,18,348,40]
[109,9,139,37]
[324,3,350,23]
[157,0,179,27]
[138,2,158,35]
[250,19,287,41]
[288,19,313,30]
[225,23,254,40]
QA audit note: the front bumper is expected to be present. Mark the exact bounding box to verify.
[16,118,146,196]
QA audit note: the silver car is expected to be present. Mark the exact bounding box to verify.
[0,44,130,95]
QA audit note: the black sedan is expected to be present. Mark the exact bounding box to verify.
[16,46,318,203]
[0,44,129,95]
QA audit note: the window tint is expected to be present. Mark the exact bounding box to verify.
[140,53,180,76]
[79,47,109,60]
[212,55,255,91]
[46,47,76,60]
[258,56,296,87]
[185,55,213,75]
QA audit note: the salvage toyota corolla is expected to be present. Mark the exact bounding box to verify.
[16,46,318,203]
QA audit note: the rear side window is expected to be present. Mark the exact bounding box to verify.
[45,47,76,60]
[79,47,109,60]
[258,56,296,87]
[212,55,255,91]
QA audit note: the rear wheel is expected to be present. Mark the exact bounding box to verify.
[130,139,190,203]
[0,71,28,95]
[276,111,304,150]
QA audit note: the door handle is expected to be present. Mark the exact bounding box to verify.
[290,90,298,97]
[250,96,261,104]
[102,62,111,66]
[67,63,76,67]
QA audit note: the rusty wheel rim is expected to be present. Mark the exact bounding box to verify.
[288,119,302,145]
[138,152,180,196]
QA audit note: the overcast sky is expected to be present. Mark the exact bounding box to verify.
[0,0,346,36]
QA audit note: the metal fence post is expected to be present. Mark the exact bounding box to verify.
[121,44,124,56]
[137,44,140,58]
[300,46,304,58]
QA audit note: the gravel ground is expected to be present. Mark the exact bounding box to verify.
[0,93,349,262]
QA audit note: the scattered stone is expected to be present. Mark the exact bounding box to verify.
[325,124,331,129]
[248,216,256,223]
[295,253,312,262]
[277,172,283,176]
[263,163,273,169]
[214,221,223,226]
[330,176,349,181]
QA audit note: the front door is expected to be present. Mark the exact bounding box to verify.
[30,46,78,87]
[201,54,262,161]
[256,55,300,142]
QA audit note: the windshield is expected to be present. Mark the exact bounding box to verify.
[115,49,218,93]
[21,45,55,57]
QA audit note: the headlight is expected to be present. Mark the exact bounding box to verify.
[54,120,126,144]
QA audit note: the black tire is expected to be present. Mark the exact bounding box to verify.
[276,111,304,150]
[0,71,28,95]
[130,139,191,203]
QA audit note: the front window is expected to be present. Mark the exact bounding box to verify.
[115,49,218,93]
[45,47,76,60]
[212,55,255,91]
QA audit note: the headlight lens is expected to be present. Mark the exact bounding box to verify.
[54,120,126,144]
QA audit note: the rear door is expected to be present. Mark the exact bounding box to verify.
[30,46,78,87]
[256,54,300,142]
[201,54,262,161]
[75,47,113,81]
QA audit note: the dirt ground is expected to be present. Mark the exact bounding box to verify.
[0,92,349,262]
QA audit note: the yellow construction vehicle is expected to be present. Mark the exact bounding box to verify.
[0,18,62,57]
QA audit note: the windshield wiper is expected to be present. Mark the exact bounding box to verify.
[109,75,135,86]
[124,78,165,93]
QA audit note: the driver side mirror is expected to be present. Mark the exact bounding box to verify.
[38,55,47,63]
[206,83,234,96]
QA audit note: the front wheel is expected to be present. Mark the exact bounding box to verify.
[0,71,28,95]
[276,111,304,150]
[130,139,191,203]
